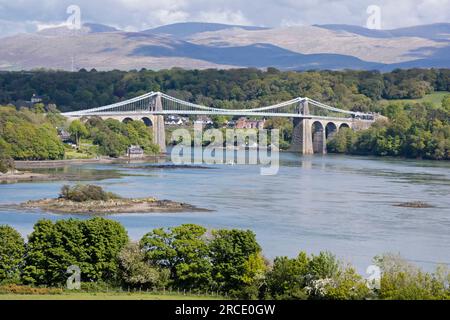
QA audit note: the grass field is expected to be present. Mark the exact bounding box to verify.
[381,91,450,106]
[0,292,224,300]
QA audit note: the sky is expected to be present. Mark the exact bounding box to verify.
[0,0,449,37]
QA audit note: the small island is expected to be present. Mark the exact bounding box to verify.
[21,184,210,214]
[394,201,435,208]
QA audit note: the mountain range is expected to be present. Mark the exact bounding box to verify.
[0,21,449,71]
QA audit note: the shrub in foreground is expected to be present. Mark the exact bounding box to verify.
[375,253,450,300]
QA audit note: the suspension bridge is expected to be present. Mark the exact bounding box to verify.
[62,92,378,154]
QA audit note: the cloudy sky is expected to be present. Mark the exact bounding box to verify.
[0,0,449,36]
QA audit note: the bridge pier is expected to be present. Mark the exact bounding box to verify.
[153,115,166,153]
[153,94,166,153]
[290,118,314,154]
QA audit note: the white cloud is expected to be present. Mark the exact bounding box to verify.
[196,10,252,26]
[36,22,69,31]
[0,0,449,37]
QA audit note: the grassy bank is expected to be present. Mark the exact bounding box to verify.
[381,91,450,106]
[0,292,224,300]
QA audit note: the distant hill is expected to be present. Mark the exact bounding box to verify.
[83,23,119,33]
[143,22,268,39]
[0,22,449,71]
[317,23,450,41]
[132,41,382,70]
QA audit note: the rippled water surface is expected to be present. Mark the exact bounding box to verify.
[1,153,449,273]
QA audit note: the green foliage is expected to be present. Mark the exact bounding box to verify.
[209,229,262,295]
[0,106,65,160]
[264,118,293,149]
[0,225,25,284]
[59,184,121,202]
[86,117,159,157]
[315,266,371,300]
[328,100,450,160]
[265,251,370,300]
[265,253,310,299]
[22,218,129,286]
[375,254,449,300]
[140,224,212,290]
[140,225,264,296]
[2,69,449,113]
[327,127,355,153]
[118,242,168,288]
[1,219,449,300]
[68,120,88,146]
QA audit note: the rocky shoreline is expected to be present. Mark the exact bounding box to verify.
[0,171,51,182]
[20,197,211,215]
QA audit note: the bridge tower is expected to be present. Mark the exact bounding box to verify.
[153,93,167,153]
[290,99,314,154]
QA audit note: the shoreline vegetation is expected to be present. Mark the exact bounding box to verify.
[19,184,211,214]
[0,219,449,300]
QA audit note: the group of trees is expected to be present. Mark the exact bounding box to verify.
[0,105,65,162]
[70,117,160,157]
[328,96,450,160]
[1,219,448,299]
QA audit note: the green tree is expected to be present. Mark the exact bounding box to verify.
[265,252,310,299]
[68,120,88,147]
[209,229,261,294]
[0,225,25,284]
[23,218,128,286]
[140,224,212,290]
[327,127,355,153]
[118,242,169,288]
[375,253,449,300]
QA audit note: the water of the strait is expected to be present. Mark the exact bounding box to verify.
[1,152,449,274]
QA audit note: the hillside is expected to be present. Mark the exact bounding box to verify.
[0,22,449,71]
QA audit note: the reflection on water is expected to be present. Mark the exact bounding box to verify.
[0,152,449,273]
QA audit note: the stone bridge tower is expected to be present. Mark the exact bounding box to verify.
[290,99,314,154]
[153,93,166,153]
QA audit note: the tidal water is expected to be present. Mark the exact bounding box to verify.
[1,153,449,274]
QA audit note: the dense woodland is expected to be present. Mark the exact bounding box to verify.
[0,216,449,299]
[0,68,449,163]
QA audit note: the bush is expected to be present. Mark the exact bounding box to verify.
[266,251,371,300]
[118,242,169,289]
[59,184,122,202]
[375,253,450,300]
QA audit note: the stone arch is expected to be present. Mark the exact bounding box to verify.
[141,117,153,127]
[122,117,133,124]
[325,122,338,139]
[312,121,325,154]
[339,123,350,130]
